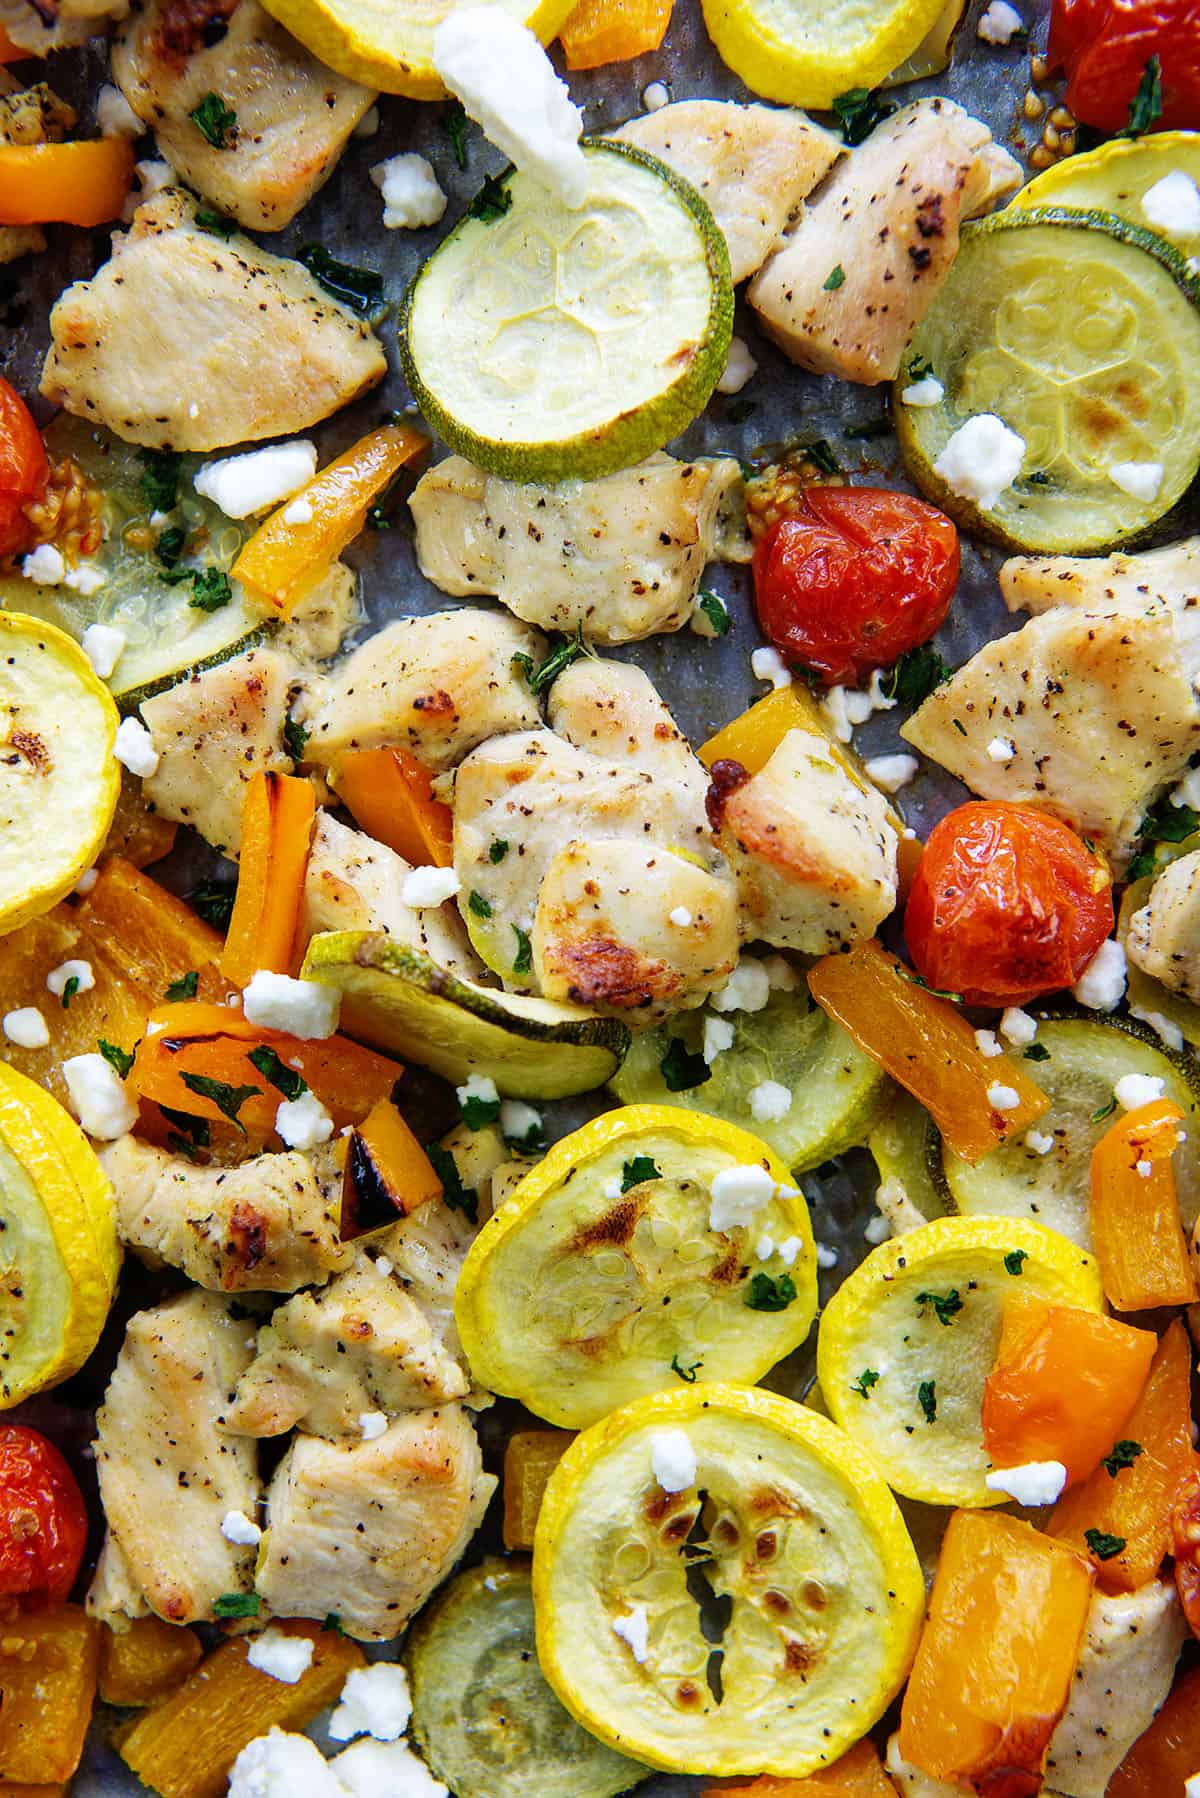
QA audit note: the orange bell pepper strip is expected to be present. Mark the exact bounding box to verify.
[1107,1663,1200,1798]
[220,772,315,988]
[807,939,1049,1163]
[700,1737,898,1795]
[342,1094,441,1233]
[982,1295,1157,1486]
[898,1509,1094,1795]
[232,423,428,617]
[1047,1318,1195,1593]
[77,858,229,1005]
[0,139,134,226]
[700,687,921,896]
[1089,1098,1196,1311]
[502,1429,575,1552]
[331,747,454,867]
[560,0,673,68]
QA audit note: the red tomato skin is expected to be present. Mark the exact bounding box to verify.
[752,487,959,686]
[904,802,1114,1008]
[1049,0,1200,131]
[0,376,48,562]
[0,1426,87,1602]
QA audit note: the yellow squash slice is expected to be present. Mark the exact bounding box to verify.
[817,1215,1103,1506]
[701,0,947,109]
[0,1062,118,1404]
[0,613,118,935]
[455,1106,817,1428]
[533,1383,924,1777]
[1009,130,1200,263]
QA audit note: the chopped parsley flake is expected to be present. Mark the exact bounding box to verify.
[247,1045,307,1102]
[660,1036,712,1093]
[1101,1440,1143,1478]
[190,92,237,148]
[621,1155,660,1192]
[917,1379,937,1423]
[915,1288,963,1327]
[165,970,199,1002]
[1003,1249,1029,1276]
[852,1369,880,1398]
[745,1271,797,1312]
[1084,1528,1126,1561]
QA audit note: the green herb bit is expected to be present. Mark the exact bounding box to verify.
[190,92,238,149]
[823,264,846,292]
[917,1379,937,1423]
[323,1612,345,1635]
[915,1288,963,1326]
[906,354,934,382]
[671,1353,702,1383]
[427,1143,478,1224]
[283,716,310,762]
[660,1035,712,1093]
[621,1155,661,1193]
[179,1072,261,1131]
[213,1591,260,1618]
[897,965,962,1003]
[697,591,731,636]
[1003,1249,1029,1276]
[1023,1043,1050,1062]
[61,975,80,1009]
[460,1087,501,1130]
[99,1039,135,1079]
[882,643,952,707]
[138,448,181,512]
[745,1271,797,1312]
[444,99,469,168]
[468,172,513,222]
[489,839,509,864]
[805,438,841,475]
[512,926,532,977]
[155,524,188,570]
[191,879,235,929]
[845,414,891,440]
[1084,1527,1127,1561]
[1101,1439,1143,1478]
[1140,794,1200,844]
[1123,55,1162,137]
[298,244,384,316]
[831,86,894,145]
[247,1045,307,1102]
[195,208,236,239]
[468,890,492,919]
[515,624,588,697]
[852,1369,880,1398]
[159,1105,211,1148]
[188,568,232,613]
[1092,1097,1118,1123]
[1125,849,1158,882]
[165,970,199,1002]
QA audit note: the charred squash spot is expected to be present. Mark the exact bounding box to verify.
[784,1638,817,1674]
[568,1190,647,1252]
[5,729,49,775]
[750,1485,808,1520]
[708,1245,743,1288]
[675,1680,703,1708]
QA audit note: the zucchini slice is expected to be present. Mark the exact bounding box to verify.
[301,931,629,1099]
[1009,131,1200,262]
[406,1559,647,1798]
[399,140,733,484]
[532,1384,924,1777]
[609,987,889,1172]
[895,208,1200,553]
[937,1014,1200,1248]
[454,1106,817,1428]
[817,1216,1103,1506]
[0,418,268,708]
[867,1090,948,1225]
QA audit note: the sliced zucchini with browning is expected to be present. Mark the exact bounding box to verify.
[817,1216,1104,1506]
[455,1106,817,1427]
[0,417,268,708]
[609,987,889,1171]
[301,931,628,1099]
[532,1384,924,1777]
[867,1090,948,1226]
[936,1014,1200,1247]
[406,1559,648,1798]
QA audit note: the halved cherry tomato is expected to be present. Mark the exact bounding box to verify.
[1048,0,1200,132]
[905,801,1113,1008]
[0,376,48,562]
[752,486,959,686]
[0,1426,88,1602]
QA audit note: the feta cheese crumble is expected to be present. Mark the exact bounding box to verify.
[864,1213,891,1244]
[371,153,447,229]
[612,1605,650,1662]
[195,442,317,519]
[81,623,126,679]
[1137,1158,1153,1179]
[748,1080,792,1122]
[63,1054,137,1139]
[64,561,106,596]
[1108,460,1164,503]
[221,1509,262,1546]
[1000,1007,1037,1046]
[716,336,757,394]
[75,867,99,895]
[3,1007,49,1048]
[986,735,1015,763]
[984,1459,1067,1505]
[242,970,340,1039]
[47,959,95,1000]
[932,414,1025,509]
[282,497,313,525]
[330,1737,448,1798]
[1115,1072,1165,1111]
[987,1083,1020,1111]
[977,0,1024,41]
[668,906,693,927]
[358,1410,388,1441]
[21,543,64,586]
[1025,1129,1055,1156]
[432,7,588,208]
[755,1232,775,1261]
[899,375,945,407]
[113,716,160,777]
[763,954,799,991]
[458,1072,499,1111]
[974,1028,1003,1058]
[709,1163,777,1231]
[777,1234,803,1265]
[815,1242,838,1270]
[401,866,461,908]
[1130,1004,1185,1052]
[1072,937,1126,1011]
[329,1662,412,1743]
[246,1629,315,1685]
[864,753,918,793]
[500,1098,542,1142]
[228,1729,344,1798]
[750,645,792,689]
[650,1427,697,1492]
[703,1014,735,1063]
[275,1090,334,1150]
[97,84,143,136]
[1141,170,1200,240]
[710,956,770,1014]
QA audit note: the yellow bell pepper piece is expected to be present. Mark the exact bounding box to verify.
[0,140,134,226]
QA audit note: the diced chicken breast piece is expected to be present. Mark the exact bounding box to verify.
[0,82,75,263]
[92,1289,260,1624]
[409,453,743,644]
[709,726,898,953]
[101,1133,353,1292]
[141,645,294,856]
[298,609,545,776]
[1001,538,1200,669]
[371,1182,484,1376]
[276,559,359,666]
[452,659,737,1015]
[301,811,480,980]
[255,1404,495,1639]
[1128,848,1200,1003]
[901,606,1200,864]
[88,1534,151,1629]
[748,98,1021,383]
[1043,1579,1187,1798]
[112,0,375,230]
[41,187,385,450]
[612,100,841,284]
[227,1251,468,1439]
[0,0,127,54]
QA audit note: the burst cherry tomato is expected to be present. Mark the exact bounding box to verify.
[0,1426,88,1602]
[1048,0,1200,132]
[905,802,1114,1008]
[752,487,959,686]
[0,377,47,562]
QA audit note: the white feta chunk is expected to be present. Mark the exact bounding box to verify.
[709,1163,777,1231]
[62,1053,137,1139]
[1115,1072,1165,1111]
[81,623,125,678]
[987,1082,1020,1111]
[932,414,1025,510]
[1141,170,1200,240]
[603,1176,622,1200]
[750,645,792,690]
[402,866,461,908]
[710,956,770,1014]
[748,1079,792,1122]
[1072,937,1126,1011]
[113,716,160,777]
[864,1213,891,1244]
[21,543,64,586]
[242,970,340,1039]
[716,336,757,394]
[668,905,693,927]
[74,867,99,895]
[229,1728,344,1798]
[650,1427,697,1493]
[762,954,799,990]
[194,442,318,519]
[330,1737,448,1798]
[2,1007,48,1048]
[97,83,143,136]
[500,1098,542,1142]
[1000,1007,1037,1046]
[986,735,1015,762]
[64,561,106,596]
[815,1242,838,1269]
[358,1410,388,1440]
[611,1605,650,1663]
[1108,460,1164,502]
[1137,1158,1153,1178]
[1129,1004,1185,1051]
[46,958,95,999]
[755,1232,775,1260]
[274,1090,334,1150]
[777,1234,803,1265]
[864,753,918,793]
[974,1028,1003,1058]
[899,375,945,407]
[703,1014,735,1063]
[1025,1129,1055,1156]
[282,497,313,525]
[246,1629,316,1685]
[977,0,1024,41]
[221,1508,262,1546]
[457,1072,499,1111]
[984,1459,1067,1505]
[329,1662,412,1743]
[372,153,447,229]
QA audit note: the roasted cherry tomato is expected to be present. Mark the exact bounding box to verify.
[1048,0,1200,132]
[904,802,1114,1008]
[0,377,47,562]
[752,486,959,686]
[0,1426,88,1601]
